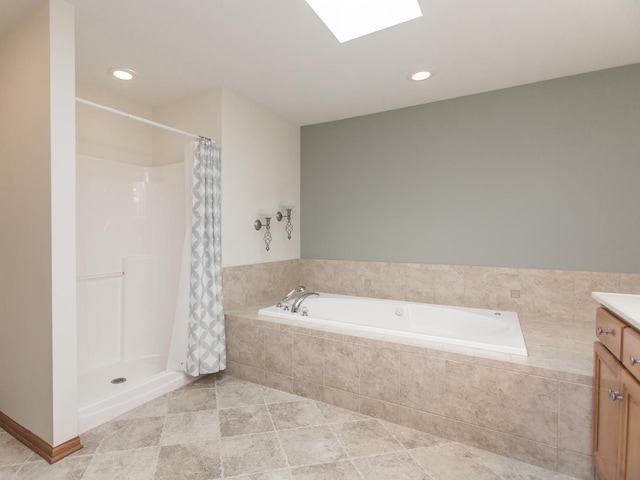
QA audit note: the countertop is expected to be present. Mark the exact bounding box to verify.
[592,292,640,331]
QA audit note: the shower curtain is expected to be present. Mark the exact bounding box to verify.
[168,138,225,376]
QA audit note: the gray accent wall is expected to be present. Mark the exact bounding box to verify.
[301,64,640,273]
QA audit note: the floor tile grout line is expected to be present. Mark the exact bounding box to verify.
[375,417,436,479]
[148,444,161,480]
[323,421,364,479]
[261,385,294,476]
[457,442,510,480]
[214,375,226,479]
[79,447,100,480]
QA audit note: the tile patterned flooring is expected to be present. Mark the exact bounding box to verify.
[0,374,581,480]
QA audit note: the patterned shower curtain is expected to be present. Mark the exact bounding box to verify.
[186,138,226,376]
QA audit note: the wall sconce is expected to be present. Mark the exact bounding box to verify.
[254,213,274,251]
[276,205,295,240]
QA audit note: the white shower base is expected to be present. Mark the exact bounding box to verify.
[77,355,193,434]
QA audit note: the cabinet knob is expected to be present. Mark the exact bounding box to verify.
[597,327,611,335]
[630,356,638,366]
[608,388,623,402]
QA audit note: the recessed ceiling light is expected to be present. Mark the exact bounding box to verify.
[305,0,422,43]
[409,70,432,81]
[108,67,137,81]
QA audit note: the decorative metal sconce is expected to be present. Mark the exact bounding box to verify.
[276,205,295,240]
[254,213,274,251]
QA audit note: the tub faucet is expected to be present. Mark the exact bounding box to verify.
[277,285,306,310]
[291,292,319,313]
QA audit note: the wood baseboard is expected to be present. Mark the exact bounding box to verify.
[0,411,82,463]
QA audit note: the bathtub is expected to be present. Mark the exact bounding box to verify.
[258,293,528,356]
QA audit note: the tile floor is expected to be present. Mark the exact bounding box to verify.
[0,374,582,480]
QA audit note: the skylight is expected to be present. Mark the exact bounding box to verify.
[305,0,423,43]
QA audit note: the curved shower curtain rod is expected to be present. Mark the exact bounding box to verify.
[76,97,213,142]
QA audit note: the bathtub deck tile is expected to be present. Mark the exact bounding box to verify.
[264,328,293,377]
[260,385,304,404]
[493,432,559,471]
[494,370,559,446]
[292,378,326,402]
[291,334,325,381]
[264,371,295,394]
[442,361,499,428]
[316,401,368,424]
[324,340,359,394]
[323,387,361,412]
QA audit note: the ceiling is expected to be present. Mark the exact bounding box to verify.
[2,0,640,125]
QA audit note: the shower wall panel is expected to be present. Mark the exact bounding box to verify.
[76,155,184,375]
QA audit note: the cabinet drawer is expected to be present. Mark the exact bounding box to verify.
[596,307,626,360]
[623,326,640,382]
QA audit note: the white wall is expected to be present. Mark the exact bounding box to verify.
[76,85,154,166]
[0,0,77,446]
[152,88,300,267]
[49,0,77,447]
[153,89,222,166]
[221,89,300,266]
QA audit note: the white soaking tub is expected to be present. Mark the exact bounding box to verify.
[259,293,528,356]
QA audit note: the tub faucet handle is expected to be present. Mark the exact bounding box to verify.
[277,285,306,308]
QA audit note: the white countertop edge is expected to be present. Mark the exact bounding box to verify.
[592,292,640,331]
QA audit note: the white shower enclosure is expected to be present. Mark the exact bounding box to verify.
[76,154,192,433]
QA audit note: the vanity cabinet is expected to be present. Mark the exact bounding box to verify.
[593,341,621,480]
[592,306,640,480]
[618,368,640,479]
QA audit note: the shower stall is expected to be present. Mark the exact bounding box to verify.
[76,152,191,433]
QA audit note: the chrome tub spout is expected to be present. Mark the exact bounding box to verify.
[291,292,319,313]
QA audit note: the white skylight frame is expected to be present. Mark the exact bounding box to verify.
[305,0,423,43]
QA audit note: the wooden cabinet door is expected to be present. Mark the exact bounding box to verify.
[618,368,640,480]
[593,342,622,480]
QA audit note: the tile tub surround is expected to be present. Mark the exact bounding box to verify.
[298,259,640,323]
[225,309,595,480]
[0,374,582,480]
[222,259,640,322]
[222,259,301,311]
[219,258,639,478]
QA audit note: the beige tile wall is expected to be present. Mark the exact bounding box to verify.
[222,259,640,331]
[299,259,640,322]
[223,258,640,321]
[222,259,301,310]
